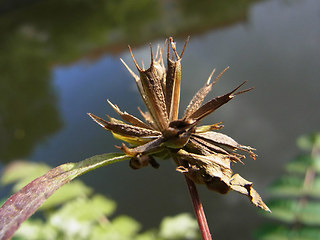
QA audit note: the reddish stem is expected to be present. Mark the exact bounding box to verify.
[184,175,212,240]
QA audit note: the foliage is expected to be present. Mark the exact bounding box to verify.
[1,161,199,240]
[0,37,268,240]
[0,153,129,239]
[255,133,320,240]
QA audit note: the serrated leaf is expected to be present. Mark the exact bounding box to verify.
[297,133,320,151]
[0,153,129,240]
[268,176,304,196]
[159,213,199,239]
[1,161,50,188]
[254,224,289,240]
[90,194,117,217]
[112,215,141,237]
[286,155,320,174]
[266,199,320,226]
[299,201,320,225]
[13,219,57,240]
[40,180,93,210]
[309,177,320,197]
[255,224,320,240]
[49,195,116,225]
[265,199,299,223]
[134,230,158,240]
[269,175,320,198]
[92,215,141,239]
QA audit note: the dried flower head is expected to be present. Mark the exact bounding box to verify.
[89,37,270,212]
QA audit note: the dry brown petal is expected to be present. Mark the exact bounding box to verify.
[119,137,165,157]
[88,113,160,137]
[120,57,149,109]
[107,100,153,129]
[165,37,188,121]
[193,131,256,160]
[175,149,232,176]
[184,138,214,156]
[137,107,157,128]
[193,131,240,152]
[230,174,271,212]
[129,45,169,131]
[175,150,270,211]
[194,123,224,133]
[190,135,230,155]
[175,150,232,194]
[153,43,167,90]
[183,75,214,120]
[189,81,253,122]
[183,67,229,119]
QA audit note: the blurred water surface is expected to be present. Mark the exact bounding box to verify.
[0,0,319,239]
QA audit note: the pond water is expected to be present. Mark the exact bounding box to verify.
[1,0,320,239]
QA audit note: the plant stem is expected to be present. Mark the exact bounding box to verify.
[184,175,212,240]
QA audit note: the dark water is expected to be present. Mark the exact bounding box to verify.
[1,0,320,239]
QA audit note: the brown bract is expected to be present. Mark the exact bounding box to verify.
[88,37,270,212]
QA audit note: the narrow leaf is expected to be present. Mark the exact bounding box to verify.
[0,153,129,240]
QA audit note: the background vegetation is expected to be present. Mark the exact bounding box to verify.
[255,133,320,240]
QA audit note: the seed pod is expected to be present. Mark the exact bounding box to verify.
[89,37,269,212]
[166,37,189,121]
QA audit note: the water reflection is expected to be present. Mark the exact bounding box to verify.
[1,0,320,239]
[0,0,257,163]
[0,37,62,162]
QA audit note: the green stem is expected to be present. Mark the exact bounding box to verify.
[184,175,212,240]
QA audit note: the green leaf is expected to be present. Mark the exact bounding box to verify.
[265,199,320,226]
[50,194,116,223]
[13,194,117,240]
[159,213,199,239]
[286,155,320,174]
[255,224,320,240]
[264,199,299,223]
[299,202,320,225]
[40,180,93,210]
[268,175,304,196]
[254,224,289,240]
[0,153,129,240]
[2,161,94,210]
[0,161,50,189]
[134,230,158,240]
[267,175,320,198]
[112,215,141,237]
[13,219,57,240]
[91,215,141,239]
[297,133,320,151]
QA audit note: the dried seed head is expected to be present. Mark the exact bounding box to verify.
[89,37,269,212]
